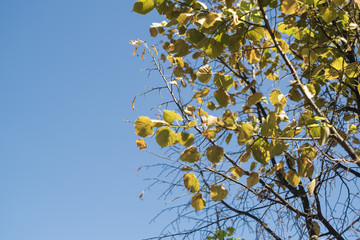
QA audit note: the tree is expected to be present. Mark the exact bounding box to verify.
[131,0,360,239]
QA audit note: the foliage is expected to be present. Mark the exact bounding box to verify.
[131,0,360,239]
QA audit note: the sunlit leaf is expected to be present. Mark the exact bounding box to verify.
[180,146,201,163]
[191,192,206,211]
[280,0,299,14]
[237,123,254,145]
[214,88,230,107]
[135,116,154,137]
[210,185,228,201]
[286,170,300,187]
[136,139,147,150]
[163,110,183,124]
[230,166,244,178]
[156,127,177,148]
[178,132,195,147]
[247,172,260,188]
[183,173,200,193]
[247,92,263,107]
[206,145,224,164]
[196,65,212,83]
[203,12,221,28]
[133,0,155,15]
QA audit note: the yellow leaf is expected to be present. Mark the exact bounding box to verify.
[237,123,254,145]
[247,92,263,107]
[135,116,154,137]
[229,167,244,178]
[280,0,299,15]
[191,192,206,211]
[286,170,300,187]
[163,110,183,124]
[247,172,260,188]
[183,173,200,193]
[180,146,201,163]
[196,65,212,83]
[297,157,313,177]
[240,152,251,162]
[250,162,257,171]
[206,145,224,164]
[156,127,177,148]
[133,0,155,15]
[177,132,195,147]
[214,88,230,107]
[203,12,221,28]
[210,185,228,201]
[308,178,316,196]
[136,139,147,150]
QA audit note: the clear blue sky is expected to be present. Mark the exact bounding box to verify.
[0,1,173,239]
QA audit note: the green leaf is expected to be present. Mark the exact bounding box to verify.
[187,29,205,44]
[239,152,251,162]
[178,132,195,147]
[247,27,265,42]
[206,145,224,164]
[133,0,155,15]
[286,170,300,187]
[247,92,263,107]
[196,65,212,83]
[297,157,314,177]
[163,110,183,124]
[270,140,288,157]
[191,192,206,211]
[247,172,260,188]
[251,139,270,165]
[135,116,154,137]
[183,173,200,193]
[155,127,177,148]
[180,146,201,163]
[205,39,224,58]
[237,123,254,145]
[210,185,228,201]
[214,74,233,91]
[269,89,286,111]
[214,88,230,107]
[203,12,221,28]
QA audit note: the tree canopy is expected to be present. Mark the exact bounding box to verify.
[131,0,360,239]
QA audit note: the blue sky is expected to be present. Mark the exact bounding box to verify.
[0,1,173,239]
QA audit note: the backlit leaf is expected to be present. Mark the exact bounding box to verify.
[183,173,200,193]
[247,172,260,188]
[280,0,299,15]
[163,110,183,124]
[191,192,206,211]
[156,127,177,148]
[206,145,224,164]
[203,12,221,28]
[180,146,201,163]
[135,116,154,137]
[237,123,254,145]
[210,185,228,201]
[196,65,212,83]
[230,167,244,177]
[133,0,155,15]
[247,92,263,107]
[286,170,300,187]
[214,88,230,107]
[178,132,195,147]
